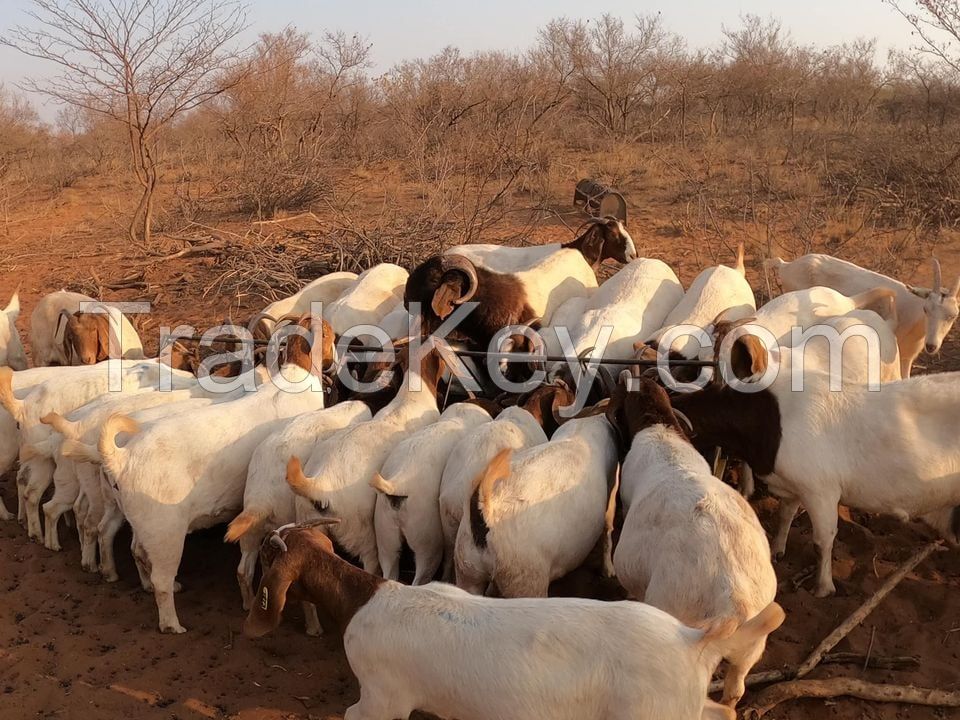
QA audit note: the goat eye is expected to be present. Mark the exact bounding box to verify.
[313,499,329,513]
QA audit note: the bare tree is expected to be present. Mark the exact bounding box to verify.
[2,0,247,245]
[214,28,372,217]
[887,1,960,74]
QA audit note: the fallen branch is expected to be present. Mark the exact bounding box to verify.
[707,654,919,694]
[744,678,960,719]
[819,652,919,671]
[143,239,231,263]
[251,212,325,226]
[710,542,941,696]
[796,541,943,678]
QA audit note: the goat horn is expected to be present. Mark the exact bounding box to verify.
[932,257,943,294]
[597,365,618,397]
[300,517,342,528]
[440,254,478,305]
[673,409,695,435]
[268,532,288,553]
[574,398,610,418]
[247,312,278,336]
[55,308,73,346]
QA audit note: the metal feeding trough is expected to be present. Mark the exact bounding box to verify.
[573,178,627,223]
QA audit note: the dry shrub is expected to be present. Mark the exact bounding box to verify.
[823,129,960,229]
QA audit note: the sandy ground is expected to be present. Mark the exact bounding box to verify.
[2,181,960,719]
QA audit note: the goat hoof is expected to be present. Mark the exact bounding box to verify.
[160,623,187,635]
[305,625,323,638]
[814,583,837,599]
[101,570,119,583]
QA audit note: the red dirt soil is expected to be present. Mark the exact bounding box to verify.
[2,182,960,720]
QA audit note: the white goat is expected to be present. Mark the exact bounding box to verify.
[285,346,446,575]
[370,402,492,584]
[96,361,329,633]
[541,259,683,367]
[31,379,216,554]
[767,254,960,377]
[224,399,372,615]
[455,413,618,597]
[749,285,897,349]
[62,390,244,582]
[376,302,413,340]
[1,360,189,538]
[244,525,785,720]
[674,329,960,598]
[325,263,408,336]
[438,405,548,580]
[610,376,778,707]
[648,244,756,358]
[250,271,358,337]
[1,290,27,370]
[0,366,64,519]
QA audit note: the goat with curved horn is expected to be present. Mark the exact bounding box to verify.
[439,255,479,307]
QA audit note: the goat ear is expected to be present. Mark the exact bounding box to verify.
[951,275,960,299]
[580,225,606,266]
[95,314,112,361]
[906,284,932,299]
[549,383,576,425]
[431,280,461,319]
[243,571,293,639]
[730,335,768,381]
[3,291,19,318]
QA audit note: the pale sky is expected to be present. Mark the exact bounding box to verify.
[0,0,922,121]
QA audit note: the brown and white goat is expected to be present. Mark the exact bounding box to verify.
[245,523,784,720]
[30,291,144,365]
[444,216,637,273]
[603,374,778,707]
[405,236,612,347]
[672,324,960,598]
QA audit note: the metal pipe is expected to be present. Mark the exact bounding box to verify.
[160,337,718,369]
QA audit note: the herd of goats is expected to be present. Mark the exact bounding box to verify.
[1,216,959,720]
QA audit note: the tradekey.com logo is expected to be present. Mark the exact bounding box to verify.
[83,300,889,414]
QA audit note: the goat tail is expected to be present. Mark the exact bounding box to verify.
[60,439,102,464]
[701,601,785,662]
[0,367,24,424]
[41,412,80,440]
[286,456,313,498]
[369,472,399,496]
[734,243,746,276]
[98,413,139,477]
[370,472,408,509]
[225,509,264,543]
[472,447,513,510]
[851,287,898,324]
